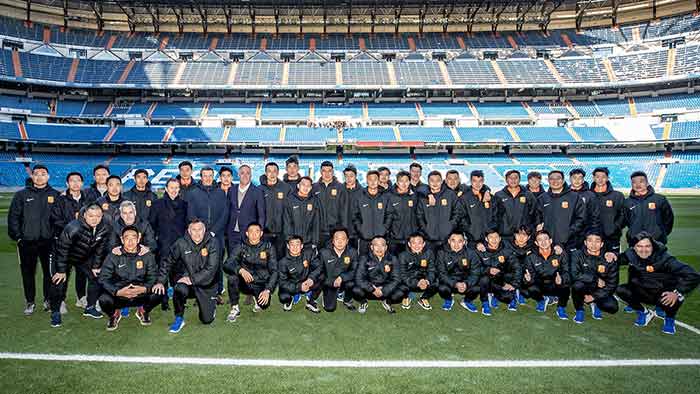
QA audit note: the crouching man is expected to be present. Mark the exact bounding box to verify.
[154,218,220,334]
[353,236,404,314]
[98,225,161,331]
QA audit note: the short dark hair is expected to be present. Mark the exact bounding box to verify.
[505,170,521,179]
[133,169,148,178]
[331,226,349,238]
[427,170,442,179]
[408,232,424,242]
[409,162,422,170]
[569,168,586,177]
[592,167,610,176]
[630,171,648,180]
[286,156,299,166]
[527,171,541,180]
[377,166,390,174]
[93,164,110,175]
[548,170,564,178]
[200,166,215,175]
[320,161,334,169]
[165,177,179,187]
[121,225,141,237]
[470,170,484,179]
[32,164,48,173]
[286,234,303,243]
[446,169,459,177]
[396,170,410,181]
[516,225,532,236]
[366,170,380,178]
[219,166,233,176]
[246,222,262,231]
[178,161,193,170]
[629,231,654,247]
[106,175,122,184]
[188,217,206,227]
[299,176,313,184]
[265,162,279,170]
[343,165,357,175]
[65,171,83,183]
[534,229,552,240]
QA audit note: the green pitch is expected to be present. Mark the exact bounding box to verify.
[0,194,699,393]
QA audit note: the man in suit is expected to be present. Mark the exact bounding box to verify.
[227,164,266,254]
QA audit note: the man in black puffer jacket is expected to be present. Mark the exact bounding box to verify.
[477,229,522,314]
[48,204,112,327]
[397,233,438,311]
[591,167,625,254]
[623,171,674,245]
[416,171,463,254]
[8,164,61,315]
[223,223,278,322]
[259,162,291,258]
[536,171,585,252]
[123,169,158,221]
[277,235,321,313]
[98,225,162,331]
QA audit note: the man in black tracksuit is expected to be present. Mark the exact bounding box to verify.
[591,167,626,254]
[352,170,390,256]
[283,176,321,249]
[569,169,601,249]
[98,225,161,331]
[223,223,277,322]
[409,162,429,196]
[83,164,110,205]
[8,164,61,314]
[315,227,358,312]
[123,169,158,221]
[536,171,585,252]
[50,171,89,307]
[283,156,302,189]
[624,171,674,245]
[313,161,349,249]
[96,175,126,225]
[522,230,571,319]
[277,235,321,313]
[386,171,419,257]
[461,170,494,247]
[343,165,363,250]
[570,232,620,323]
[478,229,522,314]
[616,233,700,334]
[416,171,463,253]
[353,236,404,314]
[260,162,292,258]
[48,204,112,327]
[398,233,438,310]
[108,200,157,252]
[148,178,187,309]
[493,170,538,241]
[158,219,220,331]
[436,231,482,311]
[176,161,197,201]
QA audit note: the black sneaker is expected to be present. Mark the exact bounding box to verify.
[381,300,396,314]
[135,307,152,326]
[305,299,320,314]
[343,301,356,311]
[106,313,121,331]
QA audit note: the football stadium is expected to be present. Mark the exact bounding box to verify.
[0,0,700,392]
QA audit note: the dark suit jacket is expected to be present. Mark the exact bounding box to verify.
[227,183,266,240]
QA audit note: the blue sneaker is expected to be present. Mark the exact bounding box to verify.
[292,294,301,305]
[167,286,174,299]
[460,300,478,313]
[556,306,568,320]
[482,303,492,316]
[305,291,313,302]
[82,306,103,319]
[50,311,62,328]
[507,299,518,311]
[121,307,130,318]
[517,290,526,305]
[442,298,454,311]
[591,303,603,320]
[337,291,345,302]
[655,306,666,318]
[169,316,185,333]
[624,305,635,313]
[574,309,585,324]
[490,295,499,308]
[634,309,654,327]
[536,300,546,312]
[408,292,416,301]
[662,317,676,335]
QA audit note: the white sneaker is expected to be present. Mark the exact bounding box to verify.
[226,305,240,322]
[42,300,50,311]
[95,301,102,313]
[358,302,368,314]
[23,302,36,316]
[60,301,68,315]
[75,296,87,309]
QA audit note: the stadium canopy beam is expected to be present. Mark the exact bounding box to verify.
[322,0,327,35]
[394,0,403,35]
[115,1,136,33]
[196,4,208,34]
[173,7,184,34]
[467,0,485,34]
[25,0,30,25]
[223,6,232,34]
[610,0,618,26]
[418,0,427,35]
[90,1,104,32]
[652,0,657,20]
[491,0,512,33]
[541,0,563,33]
[370,1,376,35]
[63,0,69,29]
[146,5,160,33]
[575,0,596,31]
[442,0,455,34]
[299,2,304,35]
[249,4,256,35]
[516,1,537,33]
[274,6,279,35]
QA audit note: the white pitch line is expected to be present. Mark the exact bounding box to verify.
[1,353,700,368]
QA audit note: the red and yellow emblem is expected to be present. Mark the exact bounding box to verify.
[344,256,351,265]
[377,202,383,209]
[303,260,309,268]
[441,198,448,206]
[307,203,313,211]
[606,200,613,207]
[146,200,152,207]
[597,265,606,273]
[331,188,337,196]
[260,251,267,259]
[420,259,428,268]
[484,201,490,209]
[648,202,656,210]
[102,203,109,210]
[646,265,654,273]
[561,201,569,209]
[384,264,391,273]
[551,259,559,267]
[277,192,284,200]
[461,258,469,267]
[47,196,54,204]
[498,255,505,263]
[519,196,526,203]
[408,200,414,207]
[201,248,208,257]
[136,260,143,269]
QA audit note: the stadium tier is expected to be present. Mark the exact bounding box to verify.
[2,151,692,190]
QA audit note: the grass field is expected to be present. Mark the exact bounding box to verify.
[0,193,699,393]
